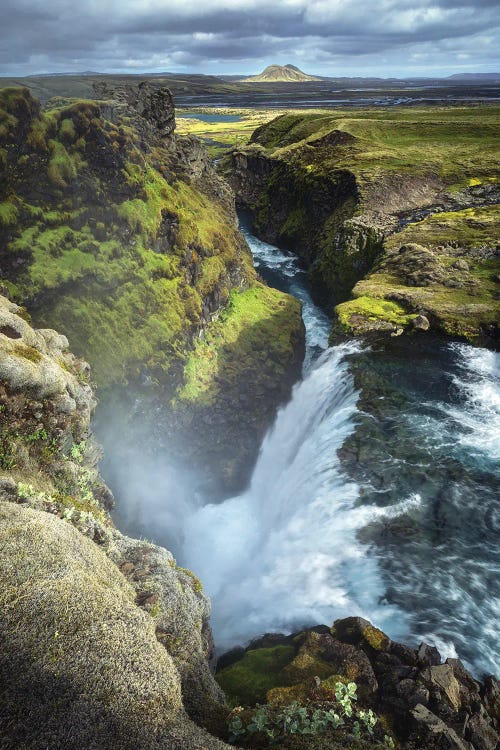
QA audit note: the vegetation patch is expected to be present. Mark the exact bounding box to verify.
[216,645,296,706]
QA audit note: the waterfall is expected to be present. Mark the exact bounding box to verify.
[182,343,413,649]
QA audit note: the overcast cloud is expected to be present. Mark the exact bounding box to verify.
[1,0,498,77]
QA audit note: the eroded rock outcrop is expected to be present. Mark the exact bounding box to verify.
[228,112,499,347]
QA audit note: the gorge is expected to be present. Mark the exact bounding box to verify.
[0,79,499,750]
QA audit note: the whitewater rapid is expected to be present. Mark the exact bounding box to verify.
[182,343,416,647]
[182,226,499,675]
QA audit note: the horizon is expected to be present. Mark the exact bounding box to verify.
[4,64,500,81]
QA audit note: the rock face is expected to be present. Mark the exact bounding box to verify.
[0,85,305,492]
[228,111,499,347]
[0,296,230,746]
[93,80,176,136]
[229,145,381,306]
[216,617,499,750]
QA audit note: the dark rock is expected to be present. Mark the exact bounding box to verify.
[482,676,500,730]
[397,678,430,709]
[410,703,473,749]
[332,616,391,652]
[390,641,419,666]
[466,711,499,750]
[418,642,442,667]
[333,616,372,644]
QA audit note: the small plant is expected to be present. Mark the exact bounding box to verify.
[68,440,86,463]
[25,427,48,443]
[334,681,358,717]
[359,708,378,735]
[17,482,36,499]
[226,680,390,746]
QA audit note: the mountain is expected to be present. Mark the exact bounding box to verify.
[241,63,320,83]
[447,72,500,80]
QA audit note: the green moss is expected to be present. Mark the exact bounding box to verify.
[362,625,390,652]
[0,87,256,395]
[179,284,302,406]
[11,343,43,363]
[59,117,76,142]
[216,645,296,705]
[0,200,18,227]
[335,296,415,332]
[47,139,77,188]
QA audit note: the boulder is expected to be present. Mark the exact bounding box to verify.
[420,664,462,712]
[410,704,473,750]
[0,503,229,750]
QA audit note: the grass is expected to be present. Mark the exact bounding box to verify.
[175,108,279,157]
[248,105,500,189]
[0,87,256,390]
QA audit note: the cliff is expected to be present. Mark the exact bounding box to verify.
[0,293,231,747]
[227,108,499,347]
[0,85,305,491]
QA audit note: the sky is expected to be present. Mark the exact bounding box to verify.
[1,0,499,78]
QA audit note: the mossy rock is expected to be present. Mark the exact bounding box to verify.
[216,645,296,706]
[332,295,416,339]
[0,503,229,750]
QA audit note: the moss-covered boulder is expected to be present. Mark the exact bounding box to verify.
[333,208,500,345]
[0,502,229,750]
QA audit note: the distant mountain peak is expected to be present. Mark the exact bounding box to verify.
[242,64,320,83]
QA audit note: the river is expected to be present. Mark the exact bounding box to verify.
[180,221,500,677]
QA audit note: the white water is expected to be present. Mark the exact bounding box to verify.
[182,344,415,648]
[181,230,413,649]
[449,343,500,461]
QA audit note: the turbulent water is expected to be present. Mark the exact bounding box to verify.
[102,221,499,677]
[181,224,500,676]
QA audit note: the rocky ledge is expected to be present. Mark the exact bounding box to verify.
[216,617,499,750]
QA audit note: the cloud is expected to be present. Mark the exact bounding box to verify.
[0,0,498,76]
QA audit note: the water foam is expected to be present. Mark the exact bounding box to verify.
[182,344,412,649]
[448,343,500,461]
